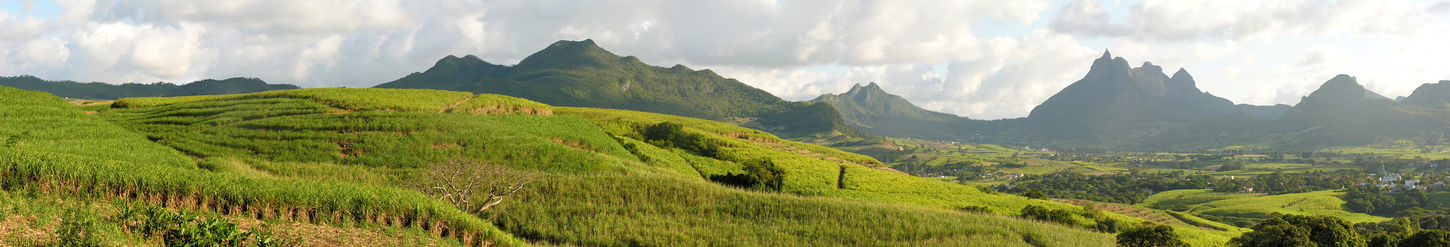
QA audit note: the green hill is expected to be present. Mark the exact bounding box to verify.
[0,75,299,100]
[374,39,861,138]
[1,86,1271,246]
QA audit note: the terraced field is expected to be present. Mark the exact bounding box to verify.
[0,86,1259,246]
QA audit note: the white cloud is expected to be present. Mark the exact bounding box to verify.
[1053,0,1435,41]
[1049,0,1129,37]
[712,30,1095,120]
[1297,46,1344,67]
[0,0,1446,120]
[1434,1,1450,13]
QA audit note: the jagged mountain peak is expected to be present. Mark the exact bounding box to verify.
[1027,51,1235,141]
[1167,68,1199,92]
[1089,50,1130,71]
[846,82,883,93]
[1171,68,1192,80]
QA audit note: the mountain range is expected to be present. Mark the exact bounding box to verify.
[824,51,1450,150]
[374,39,862,138]
[6,40,1449,151]
[0,76,299,100]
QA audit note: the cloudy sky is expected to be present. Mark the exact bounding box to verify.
[2,0,1448,119]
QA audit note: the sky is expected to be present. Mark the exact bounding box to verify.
[1,0,1448,120]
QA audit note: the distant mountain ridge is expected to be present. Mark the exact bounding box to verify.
[810,82,975,140]
[810,50,1450,150]
[1406,80,1450,107]
[375,39,863,138]
[0,76,299,100]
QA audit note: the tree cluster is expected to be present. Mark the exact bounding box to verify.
[1342,187,1443,216]
[1230,213,1362,247]
[1002,171,1215,204]
[643,121,721,157]
[1210,170,1364,194]
[708,158,786,192]
[1116,223,1187,247]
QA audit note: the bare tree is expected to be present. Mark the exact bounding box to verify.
[415,159,538,213]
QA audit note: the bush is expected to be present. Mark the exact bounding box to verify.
[1085,208,1124,233]
[960,205,992,213]
[1020,205,1074,225]
[1116,223,1186,247]
[643,122,719,157]
[1230,213,1361,247]
[116,204,298,247]
[1025,188,1046,199]
[1401,230,1450,247]
[708,159,785,192]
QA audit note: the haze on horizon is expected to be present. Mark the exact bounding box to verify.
[1,0,1448,120]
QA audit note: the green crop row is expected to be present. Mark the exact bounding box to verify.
[0,86,522,246]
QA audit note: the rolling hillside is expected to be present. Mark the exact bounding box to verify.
[0,86,501,245]
[374,39,861,138]
[0,86,1271,246]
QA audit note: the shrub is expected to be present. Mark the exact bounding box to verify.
[643,122,719,157]
[1020,205,1074,225]
[959,205,991,213]
[1401,229,1450,247]
[708,159,785,192]
[115,204,299,247]
[1115,223,1186,247]
[1085,208,1124,233]
[1025,188,1046,199]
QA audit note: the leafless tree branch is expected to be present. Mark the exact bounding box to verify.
[413,159,538,213]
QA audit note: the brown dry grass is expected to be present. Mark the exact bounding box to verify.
[0,215,50,244]
[231,218,456,247]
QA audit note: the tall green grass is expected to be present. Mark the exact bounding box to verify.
[0,86,521,246]
[106,96,634,172]
[490,174,1115,246]
[0,86,193,169]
